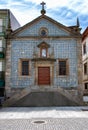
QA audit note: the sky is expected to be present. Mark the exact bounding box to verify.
[0,0,88,33]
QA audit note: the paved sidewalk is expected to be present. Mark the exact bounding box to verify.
[0,106,88,130]
[0,106,88,119]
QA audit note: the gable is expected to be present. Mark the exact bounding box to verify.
[12,15,72,37]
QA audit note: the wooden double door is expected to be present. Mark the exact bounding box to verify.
[38,67,50,85]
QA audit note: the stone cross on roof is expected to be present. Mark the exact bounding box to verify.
[41,1,46,10]
[40,1,46,15]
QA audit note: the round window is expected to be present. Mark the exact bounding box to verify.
[41,30,46,36]
[40,28,48,36]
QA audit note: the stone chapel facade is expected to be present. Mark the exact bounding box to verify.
[4,4,83,106]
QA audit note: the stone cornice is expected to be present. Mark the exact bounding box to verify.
[31,58,56,62]
[8,35,82,40]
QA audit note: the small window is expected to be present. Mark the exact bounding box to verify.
[0,40,2,47]
[0,19,3,26]
[22,61,29,75]
[85,83,88,89]
[59,60,68,76]
[0,40,3,52]
[0,62,2,71]
[0,88,4,96]
[41,30,47,36]
[37,42,50,58]
[0,19,3,32]
[18,59,30,76]
[83,43,86,54]
[39,28,48,36]
[41,47,47,57]
[84,63,87,75]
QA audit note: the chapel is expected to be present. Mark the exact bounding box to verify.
[4,2,83,106]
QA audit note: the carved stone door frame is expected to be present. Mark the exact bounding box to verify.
[35,61,54,86]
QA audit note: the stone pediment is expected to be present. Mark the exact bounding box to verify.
[37,42,50,48]
[11,15,80,38]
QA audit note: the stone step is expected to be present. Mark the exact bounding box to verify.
[57,87,83,105]
[3,87,31,107]
[3,86,83,107]
[11,91,78,107]
[31,87,83,105]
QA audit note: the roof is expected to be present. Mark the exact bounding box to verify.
[82,27,88,41]
[10,14,82,38]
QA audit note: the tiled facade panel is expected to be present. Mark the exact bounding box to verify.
[53,40,78,87]
[11,38,78,88]
[18,19,70,37]
[11,40,34,88]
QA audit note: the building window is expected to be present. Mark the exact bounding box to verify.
[41,47,47,58]
[83,43,86,54]
[41,30,47,36]
[59,60,68,76]
[39,27,48,36]
[0,40,4,53]
[0,19,3,32]
[19,59,30,76]
[0,88,4,96]
[85,83,88,89]
[22,61,29,75]
[37,42,50,58]
[0,62,2,71]
[84,63,87,75]
[0,40,2,47]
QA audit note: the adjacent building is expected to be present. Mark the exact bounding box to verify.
[0,9,20,104]
[82,27,88,102]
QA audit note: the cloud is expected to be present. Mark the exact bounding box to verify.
[23,0,88,14]
[0,0,88,32]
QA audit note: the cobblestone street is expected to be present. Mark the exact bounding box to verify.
[0,107,88,130]
[0,118,88,130]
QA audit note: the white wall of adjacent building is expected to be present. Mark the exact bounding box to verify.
[82,29,88,101]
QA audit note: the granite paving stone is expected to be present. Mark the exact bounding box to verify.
[0,107,88,130]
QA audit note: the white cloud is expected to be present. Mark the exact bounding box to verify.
[24,0,69,8]
[68,0,88,14]
[12,8,40,26]
[0,0,88,32]
[66,12,72,18]
[1,0,88,14]
[23,0,88,14]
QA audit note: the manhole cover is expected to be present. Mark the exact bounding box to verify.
[33,120,46,124]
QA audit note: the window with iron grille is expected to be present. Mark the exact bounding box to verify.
[83,43,86,55]
[22,61,29,75]
[85,83,88,89]
[59,60,68,76]
[84,62,87,75]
